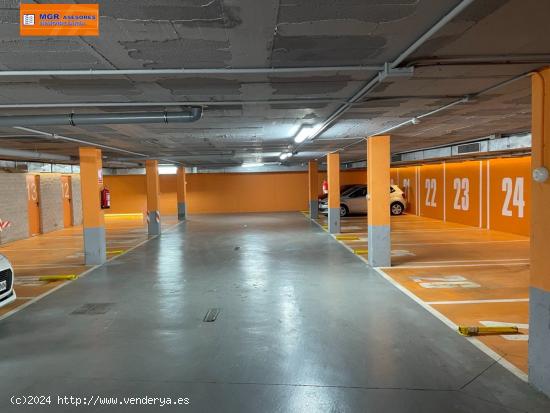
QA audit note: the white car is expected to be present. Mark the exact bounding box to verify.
[0,254,16,308]
[319,184,407,217]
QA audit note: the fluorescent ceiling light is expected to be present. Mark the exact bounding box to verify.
[242,162,264,168]
[158,165,177,175]
[294,125,320,143]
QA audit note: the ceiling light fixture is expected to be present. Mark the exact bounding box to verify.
[158,165,177,175]
[241,162,264,168]
[280,152,293,160]
[294,125,320,144]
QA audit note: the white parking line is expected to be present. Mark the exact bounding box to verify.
[386,262,529,269]
[13,264,86,268]
[317,220,530,383]
[393,239,528,246]
[0,221,184,322]
[373,267,528,383]
[427,298,530,305]
[0,247,82,251]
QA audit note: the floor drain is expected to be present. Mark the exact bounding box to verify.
[203,308,220,322]
[71,303,114,315]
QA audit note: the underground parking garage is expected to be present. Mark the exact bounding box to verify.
[1,0,550,411]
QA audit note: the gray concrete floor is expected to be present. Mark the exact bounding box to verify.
[1,213,549,412]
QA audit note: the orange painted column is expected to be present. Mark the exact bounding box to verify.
[529,68,550,396]
[146,160,161,235]
[176,166,187,221]
[79,147,106,265]
[367,135,391,267]
[308,160,319,219]
[327,153,340,233]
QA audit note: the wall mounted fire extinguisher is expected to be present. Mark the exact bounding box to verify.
[322,179,328,194]
[100,187,111,209]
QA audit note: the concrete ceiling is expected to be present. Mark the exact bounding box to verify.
[0,0,549,167]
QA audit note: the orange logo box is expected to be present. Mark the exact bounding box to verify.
[20,4,99,37]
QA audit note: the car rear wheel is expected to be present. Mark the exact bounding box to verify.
[390,202,404,216]
[340,205,349,217]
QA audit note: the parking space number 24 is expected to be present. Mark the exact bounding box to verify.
[502,177,525,218]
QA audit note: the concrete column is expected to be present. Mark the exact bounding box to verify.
[79,147,106,265]
[529,68,550,396]
[308,160,319,219]
[146,160,161,236]
[176,166,187,221]
[367,135,391,267]
[327,153,340,234]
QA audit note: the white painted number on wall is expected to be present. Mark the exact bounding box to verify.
[424,178,437,207]
[501,177,525,218]
[453,177,470,211]
[63,182,70,199]
[26,182,38,202]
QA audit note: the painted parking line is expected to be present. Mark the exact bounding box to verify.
[1,217,183,322]
[427,298,529,305]
[385,262,529,269]
[308,213,531,381]
[393,239,528,246]
[374,267,528,382]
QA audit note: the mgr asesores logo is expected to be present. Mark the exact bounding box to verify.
[23,14,35,26]
[20,4,99,36]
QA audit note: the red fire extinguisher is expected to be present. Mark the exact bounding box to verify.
[322,179,328,194]
[100,187,111,209]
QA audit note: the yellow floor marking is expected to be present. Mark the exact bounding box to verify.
[335,235,360,240]
[38,275,78,281]
[458,326,519,336]
[353,249,369,255]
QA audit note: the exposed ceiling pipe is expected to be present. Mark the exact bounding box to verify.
[0,98,342,110]
[0,147,72,162]
[405,54,550,67]
[390,0,475,69]
[14,126,184,165]
[103,160,144,168]
[293,0,476,152]
[0,66,383,77]
[114,152,237,161]
[0,108,202,127]
[329,71,534,157]
[13,126,151,158]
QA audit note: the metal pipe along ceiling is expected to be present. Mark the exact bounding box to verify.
[0,147,72,162]
[0,108,202,127]
[293,0,476,152]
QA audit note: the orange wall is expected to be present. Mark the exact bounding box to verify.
[105,170,371,216]
[393,157,531,236]
[104,175,146,214]
[393,166,418,214]
[444,161,482,228]
[186,172,308,213]
[104,157,530,236]
[419,164,445,220]
[487,157,531,235]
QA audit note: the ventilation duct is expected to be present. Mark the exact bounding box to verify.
[0,147,72,162]
[0,108,202,127]
[456,142,481,154]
